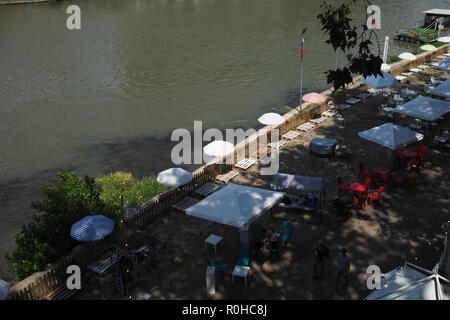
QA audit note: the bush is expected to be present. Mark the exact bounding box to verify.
[6,173,110,279]
[96,172,168,214]
[387,55,401,64]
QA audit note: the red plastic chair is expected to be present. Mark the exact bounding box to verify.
[353,194,366,211]
[337,176,349,195]
[362,176,371,189]
[358,162,370,180]
[368,186,384,207]
[414,145,426,170]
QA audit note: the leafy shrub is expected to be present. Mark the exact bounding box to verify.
[96,172,167,214]
[6,173,109,279]
[387,55,401,64]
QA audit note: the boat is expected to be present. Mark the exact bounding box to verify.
[394,9,450,43]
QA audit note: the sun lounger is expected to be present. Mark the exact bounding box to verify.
[417,65,429,69]
[409,68,421,73]
[88,251,117,275]
[436,55,447,60]
[195,182,220,197]
[234,157,256,170]
[309,117,327,124]
[322,110,337,117]
[173,196,200,212]
[345,98,360,105]
[297,122,315,132]
[401,72,413,77]
[335,103,350,111]
[367,88,381,94]
[444,53,450,57]
[216,171,239,183]
[268,140,287,150]
[395,75,407,82]
[282,130,301,140]
[357,92,370,100]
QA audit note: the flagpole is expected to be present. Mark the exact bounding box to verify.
[298,28,307,113]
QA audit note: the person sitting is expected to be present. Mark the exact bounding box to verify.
[260,238,271,258]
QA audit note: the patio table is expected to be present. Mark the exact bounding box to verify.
[232,265,250,286]
[349,183,365,193]
[374,167,390,184]
[205,234,223,255]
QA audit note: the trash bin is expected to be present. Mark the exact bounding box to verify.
[206,267,215,295]
[0,279,10,300]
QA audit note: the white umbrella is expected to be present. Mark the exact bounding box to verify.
[157,168,193,187]
[381,63,391,71]
[437,36,450,43]
[257,112,286,126]
[203,140,235,157]
[398,52,417,61]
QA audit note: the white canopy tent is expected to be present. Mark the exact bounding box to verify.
[366,262,450,300]
[429,79,450,99]
[185,183,285,229]
[392,95,450,121]
[358,122,424,150]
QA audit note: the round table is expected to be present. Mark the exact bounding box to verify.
[374,166,390,184]
[349,183,366,193]
[399,149,417,158]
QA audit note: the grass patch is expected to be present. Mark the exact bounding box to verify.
[387,55,401,64]
[96,172,168,213]
[302,103,320,113]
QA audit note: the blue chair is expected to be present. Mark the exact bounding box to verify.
[236,242,250,266]
[206,254,227,272]
[279,221,293,247]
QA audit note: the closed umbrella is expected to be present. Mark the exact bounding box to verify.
[420,44,437,52]
[398,52,417,61]
[302,92,327,104]
[257,112,286,126]
[360,72,400,89]
[157,168,192,187]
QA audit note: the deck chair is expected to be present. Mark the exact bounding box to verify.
[206,254,227,272]
[236,242,250,266]
[279,221,293,248]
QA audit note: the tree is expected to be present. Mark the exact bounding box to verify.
[5,172,111,279]
[317,0,383,91]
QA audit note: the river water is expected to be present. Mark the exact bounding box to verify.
[0,0,448,280]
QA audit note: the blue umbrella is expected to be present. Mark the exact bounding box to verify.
[360,72,400,89]
[71,215,114,241]
[432,58,450,72]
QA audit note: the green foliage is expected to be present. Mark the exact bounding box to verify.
[317,0,383,90]
[387,55,401,64]
[6,173,109,279]
[96,172,168,213]
[6,171,167,280]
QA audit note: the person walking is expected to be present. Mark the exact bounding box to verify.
[335,247,351,293]
[313,242,329,279]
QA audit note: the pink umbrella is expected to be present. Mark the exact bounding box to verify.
[302,92,327,104]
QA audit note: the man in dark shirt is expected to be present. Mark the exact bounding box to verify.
[313,242,329,279]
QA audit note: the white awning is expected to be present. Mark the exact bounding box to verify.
[273,173,323,193]
[185,183,285,228]
[393,95,450,121]
[429,79,450,98]
[366,262,450,300]
[423,9,450,16]
[358,122,423,150]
